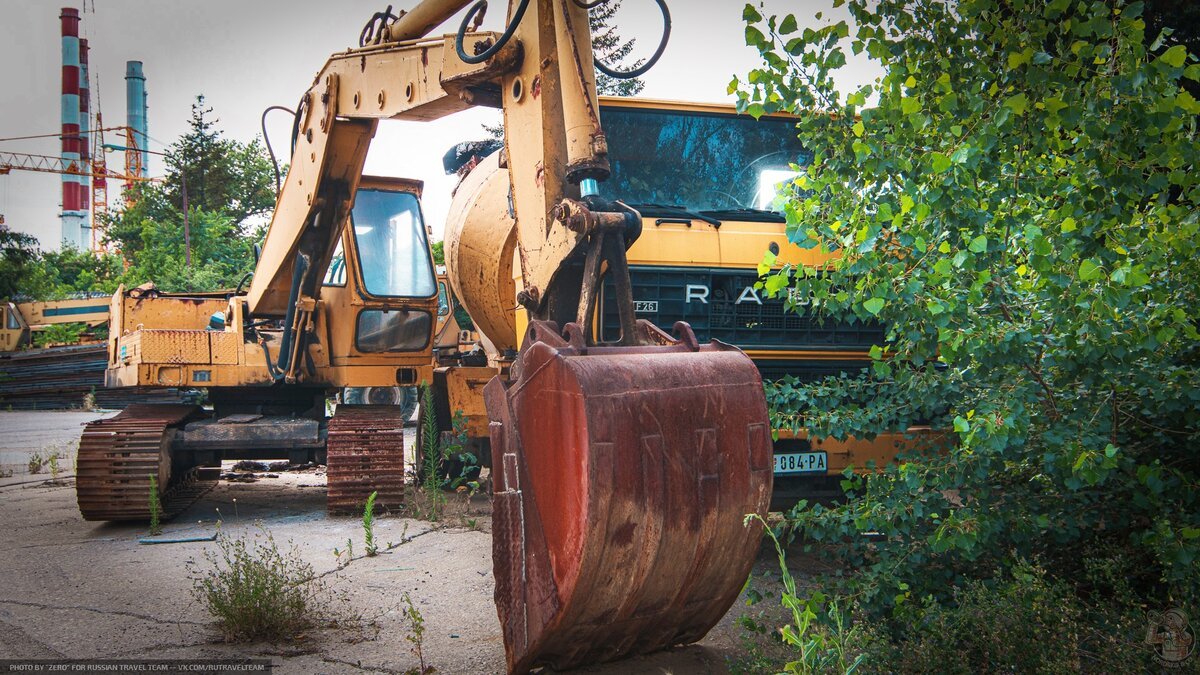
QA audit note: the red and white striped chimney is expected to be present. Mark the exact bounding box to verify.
[79,37,92,223]
[60,7,86,249]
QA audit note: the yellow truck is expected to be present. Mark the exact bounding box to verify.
[427,96,928,508]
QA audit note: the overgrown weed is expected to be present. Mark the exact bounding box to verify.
[188,528,348,642]
[401,592,434,674]
[363,490,379,556]
[147,474,162,535]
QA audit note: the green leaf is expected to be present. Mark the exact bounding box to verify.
[852,120,865,137]
[953,416,969,433]
[1160,44,1188,68]
[757,251,777,276]
[742,4,762,23]
[1005,93,1029,116]
[968,235,987,253]
[1007,49,1032,69]
[931,152,951,172]
[779,14,798,35]
[901,97,920,115]
[764,273,790,296]
[1079,259,1103,281]
[1061,217,1077,233]
[869,344,883,360]
[745,26,768,48]
[1176,90,1200,114]
[863,298,885,316]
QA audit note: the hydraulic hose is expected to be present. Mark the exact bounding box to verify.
[592,0,670,79]
[275,253,310,379]
[260,105,294,195]
[456,0,531,64]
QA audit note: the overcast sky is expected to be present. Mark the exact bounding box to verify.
[0,0,877,250]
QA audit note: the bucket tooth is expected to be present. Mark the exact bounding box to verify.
[486,320,772,673]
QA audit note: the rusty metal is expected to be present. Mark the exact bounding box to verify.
[77,404,211,521]
[325,404,407,514]
[485,319,772,673]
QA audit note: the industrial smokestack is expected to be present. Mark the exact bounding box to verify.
[125,61,148,179]
[60,7,85,249]
[79,37,92,247]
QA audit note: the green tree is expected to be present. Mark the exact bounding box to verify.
[591,0,647,96]
[735,0,1199,637]
[28,245,124,297]
[163,96,276,228]
[0,223,42,298]
[95,96,273,293]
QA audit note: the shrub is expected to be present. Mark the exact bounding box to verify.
[859,563,1157,674]
[188,529,326,641]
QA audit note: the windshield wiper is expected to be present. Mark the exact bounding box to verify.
[698,207,785,223]
[625,203,722,227]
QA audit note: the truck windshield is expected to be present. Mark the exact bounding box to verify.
[351,189,436,298]
[599,106,811,212]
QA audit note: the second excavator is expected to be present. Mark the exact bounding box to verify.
[85,0,771,671]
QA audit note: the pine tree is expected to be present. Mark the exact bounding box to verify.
[590,0,646,97]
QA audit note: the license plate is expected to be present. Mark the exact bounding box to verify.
[773,451,827,474]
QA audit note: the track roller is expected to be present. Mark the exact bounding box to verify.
[326,404,407,514]
[77,404,213,521]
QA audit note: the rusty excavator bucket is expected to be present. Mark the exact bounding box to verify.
[485,319,773,673]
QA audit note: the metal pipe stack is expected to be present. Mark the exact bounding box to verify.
[59,7,87,249]
[125,61,148,179]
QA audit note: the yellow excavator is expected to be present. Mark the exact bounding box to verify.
[0,296,111,352]
[83,1,770,671]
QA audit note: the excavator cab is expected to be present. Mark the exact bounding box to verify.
[0,302,30,352]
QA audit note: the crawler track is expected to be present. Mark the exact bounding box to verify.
[76,404,213,521]
[326,404,406,514]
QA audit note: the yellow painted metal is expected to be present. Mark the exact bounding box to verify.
[16,298,110,329]
[444,153,519,354]
[113,288,228,335]
[553,0,607,182]
[0,302,30,351]
[107,178,437,391]
[627,219,837,270]
[383,0,474,42]
[247,34,513,317]
[776,427,942,475]
[438,365,497,439]
[499,0,596,313]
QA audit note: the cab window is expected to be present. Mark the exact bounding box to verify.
[351,189,436,298]
[437,282,450,317]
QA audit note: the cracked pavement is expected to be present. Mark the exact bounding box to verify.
[0,411,751,673]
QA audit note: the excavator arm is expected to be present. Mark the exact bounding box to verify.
[247,0,607,323]
[247,2,771,671]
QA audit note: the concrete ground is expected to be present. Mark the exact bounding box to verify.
[0,411,788,674]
